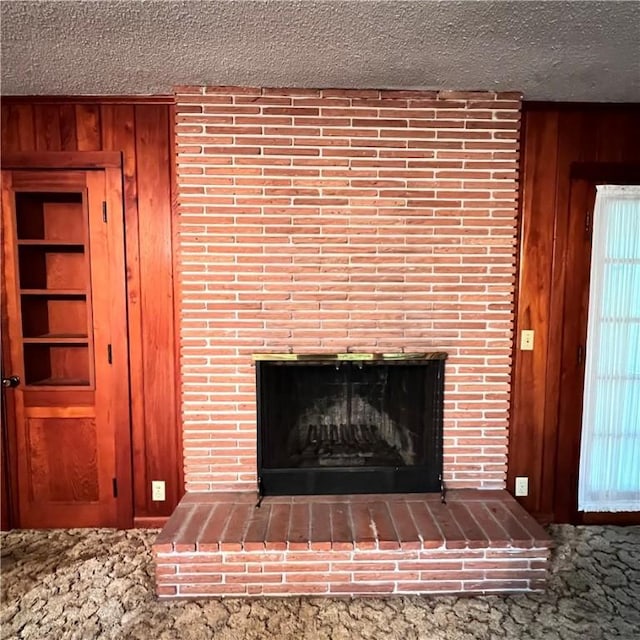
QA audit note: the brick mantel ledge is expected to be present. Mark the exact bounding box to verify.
[153,490,552,598]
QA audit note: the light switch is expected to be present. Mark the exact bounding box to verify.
[520,330,534,351]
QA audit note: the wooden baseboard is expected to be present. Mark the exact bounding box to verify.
[531,511,640,526]
[530,512,554,526]
[134,516,169,529]
[581,512,640,526]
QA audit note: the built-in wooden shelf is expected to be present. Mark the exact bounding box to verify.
[16,188,93,390]
[23,336,89,345]
[17,240,85,248]
[20,289,87,296]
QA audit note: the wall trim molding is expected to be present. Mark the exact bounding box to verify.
[2,95,175,105]
[2,151,122,169]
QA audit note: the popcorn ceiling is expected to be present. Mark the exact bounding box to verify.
[1,1,639,101]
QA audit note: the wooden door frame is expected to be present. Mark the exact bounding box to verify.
[553,176,595,524]
[1,302,17,530]
[0,151,134,529]
[552,162,640,524]
[2,152,122,170]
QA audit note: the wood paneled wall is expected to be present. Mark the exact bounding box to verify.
[1,98,182,525]
[509,103,640,522]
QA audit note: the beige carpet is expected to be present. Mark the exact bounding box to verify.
[1,525,639,640]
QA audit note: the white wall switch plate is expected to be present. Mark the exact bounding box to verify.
[515,476,529,497]
[520,330,534,351]
[151,480,166,501]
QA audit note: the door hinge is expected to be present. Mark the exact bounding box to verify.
[107,344,113,364]
[102,201,107,223]
[112,478,118,498]
[577,344,584,365]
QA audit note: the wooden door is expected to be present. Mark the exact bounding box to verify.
[554,170,640,524]
[1,168,131,528]
[554,178,595,523]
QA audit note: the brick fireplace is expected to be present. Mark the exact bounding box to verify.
[154,86,552,598]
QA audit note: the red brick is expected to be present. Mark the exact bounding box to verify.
[153,543,174,553]
[398,560,462,571]
[226,573,283,584]
[329,583,395,594]
[463,579,529,592]
[395,581,462,593]
[155,564,177,575]
[285,550,352,563]
[260,583,329,594]
[226,551,284,563]
[285,572,352,584]
[179,584,248,595]
[178,561,247,573]
[331,562,396,572]
[162,574,224,584]
[194,503,233,548]
[322,89,380,98]
[353,550,418,562]
[263,562,331,573]
[353,571,420,582]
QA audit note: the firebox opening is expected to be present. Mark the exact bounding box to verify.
[256,354,446,496]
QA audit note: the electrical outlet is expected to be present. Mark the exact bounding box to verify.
[520,330,534,351]
[151,480,166,501]
[515,476,529,497]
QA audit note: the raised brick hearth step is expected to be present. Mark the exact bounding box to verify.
[154,490,552,598]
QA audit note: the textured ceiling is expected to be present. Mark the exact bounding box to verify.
[2,0,639,101]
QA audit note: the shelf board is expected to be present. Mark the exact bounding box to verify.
[23,332,88,340]
[20,289,87,296]
[26,377,91,388]
[23,336,89,345]
[17,240,85,248]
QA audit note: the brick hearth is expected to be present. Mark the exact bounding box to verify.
[154,490,551,598]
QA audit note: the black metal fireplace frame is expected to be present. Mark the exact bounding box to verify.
[255,353,446,497]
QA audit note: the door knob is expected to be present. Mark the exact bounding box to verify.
[1,375,20,388]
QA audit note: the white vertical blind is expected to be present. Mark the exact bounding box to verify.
[578,185,640,512]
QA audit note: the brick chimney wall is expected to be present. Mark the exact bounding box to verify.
[174,87,522,493]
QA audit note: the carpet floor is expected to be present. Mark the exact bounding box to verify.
[1,524,639,640]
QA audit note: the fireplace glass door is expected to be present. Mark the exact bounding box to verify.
[256,356,445,495]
